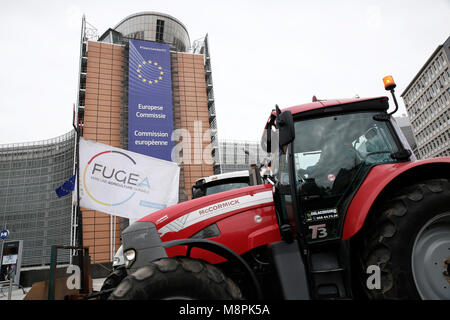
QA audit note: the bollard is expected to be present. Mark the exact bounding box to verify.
[7,278,12,300]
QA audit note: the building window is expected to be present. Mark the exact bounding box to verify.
[156,19,164,42]
[439,53,447,66]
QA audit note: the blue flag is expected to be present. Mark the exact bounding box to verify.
[55,174,76,198]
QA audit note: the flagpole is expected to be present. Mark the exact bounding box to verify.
[72,102,90,294]
[72,104,84,259]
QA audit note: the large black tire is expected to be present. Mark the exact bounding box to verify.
[109,257,243,300]
[99,266,127,300]
[358,178,450,299]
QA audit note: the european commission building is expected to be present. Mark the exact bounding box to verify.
[0,131,76,266]
[1,11,220,267]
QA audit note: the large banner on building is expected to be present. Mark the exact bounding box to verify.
[79,138,179,221]
[128,39,173,161]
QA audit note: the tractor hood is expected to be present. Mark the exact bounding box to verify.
[138,184,275,241]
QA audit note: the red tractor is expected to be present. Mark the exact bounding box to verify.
[107,76,450,300]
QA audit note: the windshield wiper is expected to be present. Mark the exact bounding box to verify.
[390,149,412,161]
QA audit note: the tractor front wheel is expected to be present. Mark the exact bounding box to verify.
[109,257,243,300]
[359,178,450,300]
[99,266,127,300]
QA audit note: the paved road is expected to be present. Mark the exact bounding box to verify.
[0,278,106,300]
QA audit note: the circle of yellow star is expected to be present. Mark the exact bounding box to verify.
[135,60,164,85]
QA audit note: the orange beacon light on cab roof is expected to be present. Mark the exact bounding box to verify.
[382,75,399,115]
[383,75,396,91]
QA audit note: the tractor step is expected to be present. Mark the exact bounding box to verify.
[310,267,345,274]
[308,249,352,299]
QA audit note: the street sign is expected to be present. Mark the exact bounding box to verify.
[0,230,9,240]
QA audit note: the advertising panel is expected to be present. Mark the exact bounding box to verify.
[79,138,179,222]
[128,39,173,161]
[0,240,23,285]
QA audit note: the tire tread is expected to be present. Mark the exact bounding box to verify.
[359,178,450,299]
[109,257,243,300]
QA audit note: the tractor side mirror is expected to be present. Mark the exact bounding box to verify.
[265,121,272,153]
[192,187,205,199]
[277,110,295,149]
[262,114,276,154]
[262,105,295,154]
[191,179,206,199]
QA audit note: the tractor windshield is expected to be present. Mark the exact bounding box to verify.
[292,112,400,192]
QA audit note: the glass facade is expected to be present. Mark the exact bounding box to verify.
[219,140,268,173]
[114,12,191,52]
[193,35,221,174]
[0,131,76,266]
[394,115,418,156]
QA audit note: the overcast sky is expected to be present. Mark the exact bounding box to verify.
[0,0,449,145]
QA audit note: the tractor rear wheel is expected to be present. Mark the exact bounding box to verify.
[109,257,243,300]
[359,178,450,299]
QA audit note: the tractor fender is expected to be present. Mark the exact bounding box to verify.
[342,157,450,240]
[121,221,168,273]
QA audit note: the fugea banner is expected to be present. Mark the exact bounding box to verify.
[79,138,179,221]
[128,39,173,161]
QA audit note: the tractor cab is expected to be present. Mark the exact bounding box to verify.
[270,101,412,244]
[265,78,420,249]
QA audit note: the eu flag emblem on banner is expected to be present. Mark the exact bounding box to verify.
[55,174,76,198]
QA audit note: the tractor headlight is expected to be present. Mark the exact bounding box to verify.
[124,249,136,268]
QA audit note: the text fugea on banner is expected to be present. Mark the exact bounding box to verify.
[79,138,179,221]
[128,39,174,161]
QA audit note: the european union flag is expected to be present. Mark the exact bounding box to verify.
[55,174,76,198]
